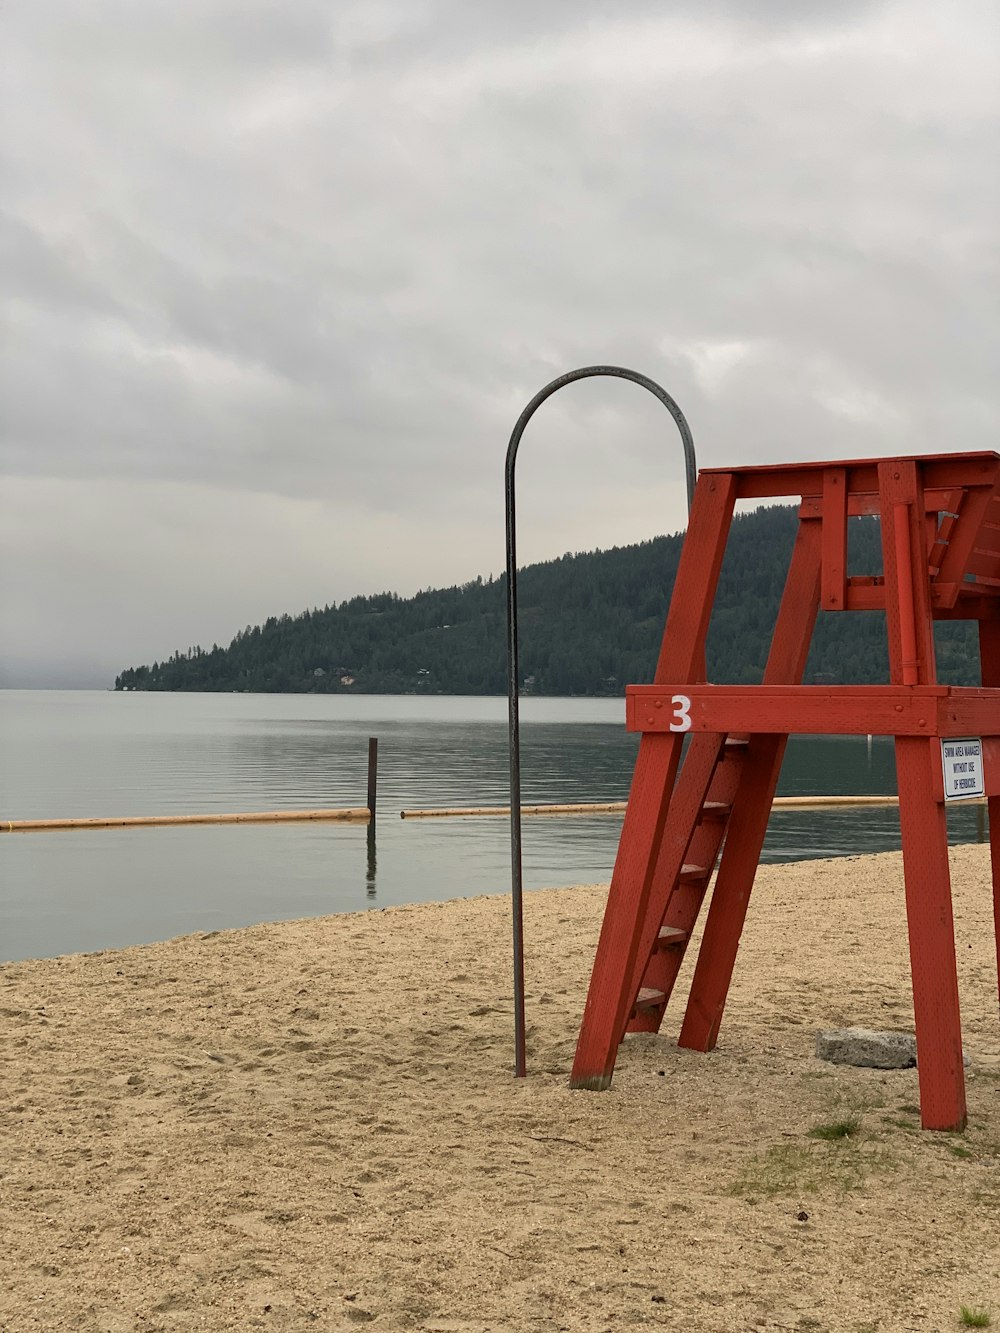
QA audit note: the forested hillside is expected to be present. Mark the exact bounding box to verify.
[115,505,981,694]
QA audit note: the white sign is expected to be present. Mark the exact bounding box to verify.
[941,737,985,801]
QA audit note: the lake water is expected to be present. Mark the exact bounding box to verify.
[0,690,987,963]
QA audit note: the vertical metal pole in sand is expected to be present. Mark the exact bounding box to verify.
[505,366,696,1078]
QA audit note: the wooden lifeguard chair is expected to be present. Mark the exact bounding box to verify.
[570,451,999,1131]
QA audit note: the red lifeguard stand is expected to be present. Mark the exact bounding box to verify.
[570,451,999,1131]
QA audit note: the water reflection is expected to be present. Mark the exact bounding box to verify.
[0,691,991,963]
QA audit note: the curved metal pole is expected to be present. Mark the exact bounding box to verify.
[505,365,696,1077]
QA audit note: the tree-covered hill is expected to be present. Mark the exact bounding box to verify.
[114,505,981,694]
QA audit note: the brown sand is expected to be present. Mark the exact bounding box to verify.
[1,846,998,1333]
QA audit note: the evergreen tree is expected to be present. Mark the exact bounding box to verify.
[114,507,981,694]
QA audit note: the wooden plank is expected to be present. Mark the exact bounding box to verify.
[627,684,950,736]
[821,467,848,610]
[896,735,967,1130]
[926,489,965,576]
[934,475,1000,607]
[935,689,1000,738]
[701,452,999,504]
[653,472,739,683]
[933,592,1000,620]
[845,583,886,611]
[879,461,937,685]
[701,450,999,479]
[979,619,1000,1006]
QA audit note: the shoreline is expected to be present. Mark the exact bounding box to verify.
[2,846,998,1331]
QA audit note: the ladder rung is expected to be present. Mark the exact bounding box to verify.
[678,863,710,884]
[656,926,688,948]
[633,987,666,1013]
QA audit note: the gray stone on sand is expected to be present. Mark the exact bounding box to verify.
[815,1027,917,1069]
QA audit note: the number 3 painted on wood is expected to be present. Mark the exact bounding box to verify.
[669,694,692,732]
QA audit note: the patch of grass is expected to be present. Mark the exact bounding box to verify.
[808,1116,861,1140]
[881,1114,918,1131]
[945,1142,974,1160]
[959,1306,991,1328]
[727,1137,895,1199]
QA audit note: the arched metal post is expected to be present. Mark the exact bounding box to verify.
[505,365,697,1077]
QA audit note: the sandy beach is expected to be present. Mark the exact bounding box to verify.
[2,845,998,1333]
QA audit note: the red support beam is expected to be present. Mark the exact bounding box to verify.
[980,619,1000,1006]
[896,736,968,1130]
[679,512,823,1051]
[626,684,998,739]
[570,474,737,1090]
[821,467,848,611]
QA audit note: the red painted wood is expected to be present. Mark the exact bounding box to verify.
[622,732,727,1033]
[980,619,1000,1006]
[626,684,996,737]
[895,736,968,1130]
[653,473,738,683]
[938,693,1000,735]
[932,594,1000,620]
[879,461,965,1129]
[680,514,823,1051]
[570,476,737,1089]
[879,460,938,688]
[844,583,887,612]
[699,452,999,503]
[572,449,996,1133]
[809,485,984,523]
[821,467,848,611]
[927,490,965,577]
[701,450,999,479]
[569,731,684,1087]
[893,501,921,685]
[626,738,747,1034]
[983,737,1000,800]
[679,734,787,1051]
[935,475,1000,606]
[750,460,1000,503]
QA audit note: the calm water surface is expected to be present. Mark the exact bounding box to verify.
[0,690,985,962]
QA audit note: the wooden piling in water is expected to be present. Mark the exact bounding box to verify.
[367,737,378,824]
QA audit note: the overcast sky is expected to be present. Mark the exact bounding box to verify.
[2,0,997,687]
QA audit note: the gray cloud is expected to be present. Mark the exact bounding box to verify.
[2,0,998,684]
